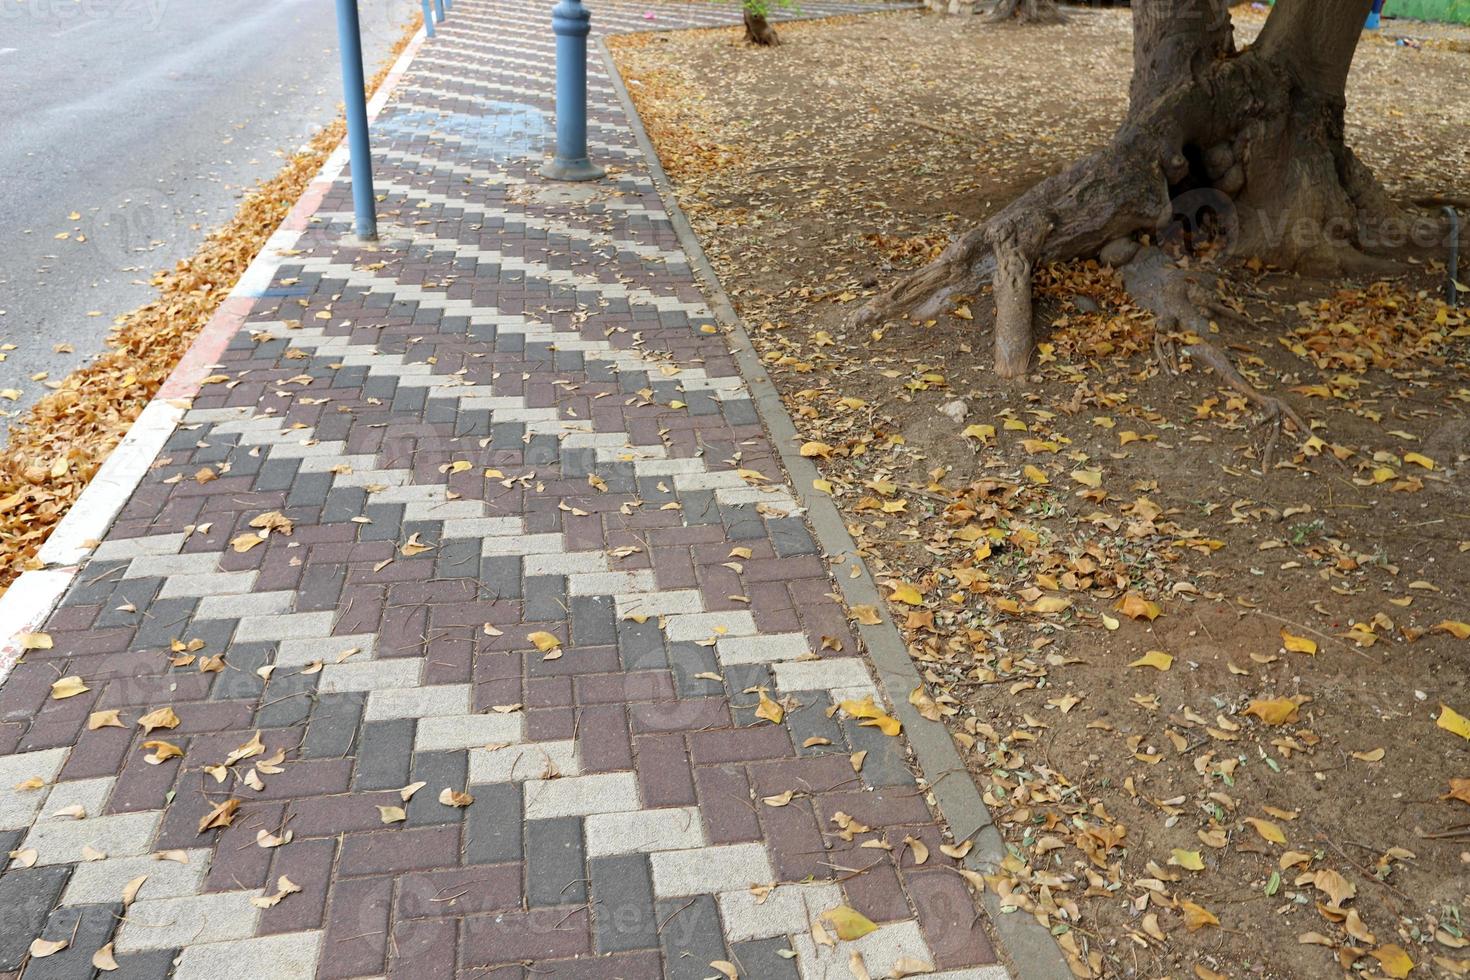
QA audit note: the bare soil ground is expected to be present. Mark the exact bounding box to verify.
[612,9,1470,979]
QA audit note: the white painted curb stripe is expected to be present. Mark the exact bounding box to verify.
[0,569,77,684]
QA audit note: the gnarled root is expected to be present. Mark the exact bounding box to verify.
[849,228,995,332]
[1125,246,1308,471]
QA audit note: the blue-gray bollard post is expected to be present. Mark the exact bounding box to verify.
[434,0,445,23]
[541,0,604,182]
[444,0,453,11]
[333,0,377,240]
[422,0,435,36]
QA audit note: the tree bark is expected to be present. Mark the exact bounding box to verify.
[852,0,1416,372]
[743,10,780,45]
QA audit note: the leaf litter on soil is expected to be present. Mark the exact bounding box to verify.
[614,9,1470,978]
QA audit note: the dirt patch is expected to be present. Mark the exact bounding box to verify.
[613,10,1470,979]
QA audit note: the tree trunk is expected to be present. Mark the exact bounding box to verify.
[743,10,780,45]
[987,0,1065,22]
[852,0,1418,371]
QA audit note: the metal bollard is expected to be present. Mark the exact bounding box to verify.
[445,0,453,10]
[333,0,377,240]
[434,0,445,24]
[541,0,605,181]
[422,0,435,36]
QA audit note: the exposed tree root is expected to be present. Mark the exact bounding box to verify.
[850,0,1408,385]
[1126,246,1308,471]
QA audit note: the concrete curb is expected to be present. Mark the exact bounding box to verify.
[600,38,1073,980]
[0,27,430,682]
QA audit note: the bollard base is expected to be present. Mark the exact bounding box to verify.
[541,156,605,182]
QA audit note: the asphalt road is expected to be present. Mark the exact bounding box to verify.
[0,0,417,431]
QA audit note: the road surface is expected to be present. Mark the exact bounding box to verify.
[0,0,418,431]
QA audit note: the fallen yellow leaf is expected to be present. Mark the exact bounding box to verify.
[1280,629,1318,655]
[50,676,89,700]
[1180,901,1219,931]
[823,905,879,941]
[1243,698,1300,726]
[1128,651,1173,671]
[1243,816,1286,845]
[1438,704,1470,740]
[1116,593,1161,621]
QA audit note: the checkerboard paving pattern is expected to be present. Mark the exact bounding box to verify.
[0,1,1010,977]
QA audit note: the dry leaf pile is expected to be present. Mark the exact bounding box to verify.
[616,11,1470,978]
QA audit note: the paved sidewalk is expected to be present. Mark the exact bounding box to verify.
[0,2,1012,978]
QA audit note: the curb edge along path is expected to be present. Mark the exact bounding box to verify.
[0,1,1069,977]
[600,35,1073,980]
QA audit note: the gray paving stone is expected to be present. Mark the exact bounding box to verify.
[359,502,405,541]
[286,473,333,511]
[721,503,766,541]
[590,853,659,953]
[434,537,482,579]
[525,816,586,906]
[95,576,162,628]
[570,594,616,649]
[322,486,369,524]
[768,516,818,557]
[786,691,847,756]
[354,718,415,790]
[480,555,523,599]
[0,865,70,970]
[210,641,272,701]
[666,641,721,697]
[107,947,181,980]
[24,902,122,980]
[255,457,302,492]
[724,398,759,426]
[681,489,721,525]
[257,668,318,728]
[658,894,729,980]
[61,562,127,606]
[842,715,916,787]
[619,617,670,675]
[406,750,469,826]
[465,781,523,865]
[301,692,364,759]
[522,575,566,622]
[732,937,802,979]
[724,663,773,702]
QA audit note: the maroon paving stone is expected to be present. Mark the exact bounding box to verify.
[320,875,394,979]
[339,826,462,877]
[204,802,285,893]
[687,724,792,765]
[388,916,457,980]
[633,733,697,807]
[577,704,634,773]
[907,867,1002,966]
[460,906,593,966]
[694,765,762,844]
[259,836,337,933]
[395,865,522,918]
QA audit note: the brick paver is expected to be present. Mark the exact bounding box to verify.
[0,1,1010,977]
